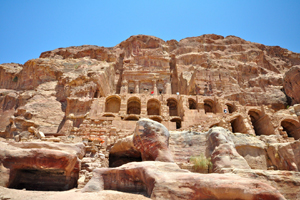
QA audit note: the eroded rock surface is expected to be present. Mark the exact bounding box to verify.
[83,161,285,200]
[133,118,174,162]
[0,141,85,191]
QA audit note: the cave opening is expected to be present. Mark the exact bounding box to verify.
[248,110,274,136]
[109,152,142,168]
[8,169,78,191]
[230,116,247,134]
[171,118,181,129]
[188,98,197,109]
[167,98,178,116]
[105,96,121,113]
[204,99,214,113]
[127,97,141,115]
[147,99,160,115]
[226,103,236,113]
[281,120,300,140]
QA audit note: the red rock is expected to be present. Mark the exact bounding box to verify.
[83,161,285,200]
[0,141,85,191]
[284,65,300,105]
[133,118,174,162]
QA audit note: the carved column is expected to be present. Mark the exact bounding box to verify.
[135,80,139,94]
[165,82,171,94]
[121,79,128,94]
[153,80,158,96]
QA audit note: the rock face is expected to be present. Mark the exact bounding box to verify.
[0,141,85,191]
[207,127,251,172]
[133,118,174,162]
[109,118,173,167]
[83,161,285,200]
[1,34,300,199]
[284,65,300,105]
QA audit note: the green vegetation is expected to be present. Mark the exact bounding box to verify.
[190,154,213,173]
[12,76,18,82]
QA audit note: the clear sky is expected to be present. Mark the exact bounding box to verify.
[0,0,299,64]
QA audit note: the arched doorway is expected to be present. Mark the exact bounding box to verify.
[188,98,197,109]
[127,97,141,115]
[226,103,237,113]
[204,99,214,113]
[147,99,160,115]
[171,118,181,129]
[281,119,300,140]
[230,116,247,134]
[167,98,178,116]
[105,96,121,113]
[248,110,274,136]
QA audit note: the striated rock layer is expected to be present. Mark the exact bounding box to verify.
[1,34,300,199]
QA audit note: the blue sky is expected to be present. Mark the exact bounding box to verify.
[0,0,299,64]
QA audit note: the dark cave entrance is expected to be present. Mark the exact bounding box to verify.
[230,116,247,134]
[248,110,274,136]
[281,120,300,140]
[171,118,182,129]
[8,169,78,191]
[109,152,142,168]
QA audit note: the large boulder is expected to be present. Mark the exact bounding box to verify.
[0,141,85,191]
[206,127,251,172]
[133,118,174,162]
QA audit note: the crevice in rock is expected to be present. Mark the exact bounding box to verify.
[116,53,125,94]
[169,55,178,94]
[8,169,78,191]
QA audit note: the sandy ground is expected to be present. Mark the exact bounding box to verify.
[0,187,151,200]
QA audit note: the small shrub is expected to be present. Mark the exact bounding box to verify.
[13,76,18,82]
[190,154,213,173]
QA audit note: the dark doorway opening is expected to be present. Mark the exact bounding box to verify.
[8,169,78,191]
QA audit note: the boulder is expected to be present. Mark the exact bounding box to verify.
[207,127,251,172]
[0,141,85,191]
[133,118,174,162]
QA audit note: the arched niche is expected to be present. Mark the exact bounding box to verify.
[127,97,141,115]
[167,98,178,116]
[230,116,247,134]
[204,99,214,114]
[188,98,197,110]
[147,99,160,115]
[281,119,300,140]
[105,96,121,113]
[248,109,274,136]
[171,118,181,129]
[226,103,237,113]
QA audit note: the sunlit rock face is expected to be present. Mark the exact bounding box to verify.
[1,34,300,199]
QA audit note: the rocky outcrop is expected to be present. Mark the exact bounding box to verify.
[109,119,173,167]
[133,118,174,162]
[284,65,300,105]
[228,169,300,200]
[0,141,85,191]
[83,161,285,200]
[207,127,251,172]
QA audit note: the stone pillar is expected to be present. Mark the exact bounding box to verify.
[135,81,139,94]
[165,82,171,94]
[153,80,158,96]
[121,80,128,94]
